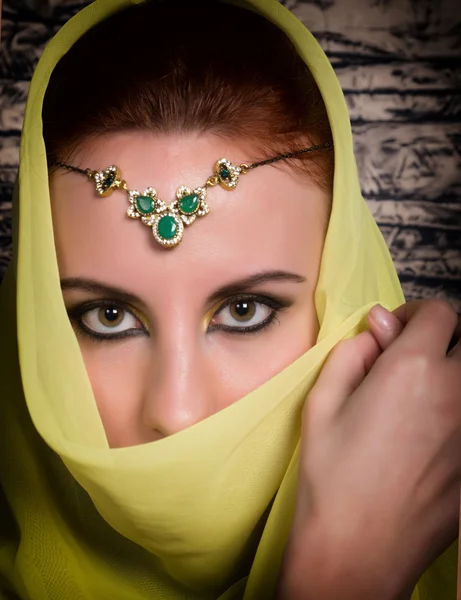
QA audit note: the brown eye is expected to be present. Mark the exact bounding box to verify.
[212,298,272,330]
[98,306,123,328]
[229,300,256,322]
[80,304,142,336]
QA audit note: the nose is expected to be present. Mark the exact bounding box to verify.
[140,332,217,438]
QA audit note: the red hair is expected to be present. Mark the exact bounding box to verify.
[43,0,334,192]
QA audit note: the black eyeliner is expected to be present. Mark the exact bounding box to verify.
[71,321,146,343]
[214,293,291,312]
[65,292,292,343]
[66,299,148,343]
[209,313,281,336]
[208,292,291,335]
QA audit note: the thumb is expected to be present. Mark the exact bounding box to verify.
[368,304,405,350]
[305,331,381,425]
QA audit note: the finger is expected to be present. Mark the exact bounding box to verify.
[447,313,460,354]
[305,331,381,424]
[393,301,460,355]
[368,304,405,350]
[390,299,458,356]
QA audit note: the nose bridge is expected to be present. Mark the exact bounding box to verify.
[141,308,214,437]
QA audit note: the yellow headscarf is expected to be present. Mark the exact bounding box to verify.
[0,1,457,598]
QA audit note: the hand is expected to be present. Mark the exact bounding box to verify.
[279,300,461,600]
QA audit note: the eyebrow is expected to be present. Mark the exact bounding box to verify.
[60,271,306,307]
[60,278,143,306]
[206,271,306,304]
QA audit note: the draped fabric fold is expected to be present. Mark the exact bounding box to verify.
[0,0,457,598]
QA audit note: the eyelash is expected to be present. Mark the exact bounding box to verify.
[209,294,285,336]
[67,295,289,344]
[67,300,147,343]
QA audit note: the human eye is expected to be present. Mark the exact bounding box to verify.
[209,294,287,335]
[67,301,147,342]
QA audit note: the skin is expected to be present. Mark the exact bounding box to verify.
[50,131,328,448]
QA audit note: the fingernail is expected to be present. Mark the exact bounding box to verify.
[369,304,393,329]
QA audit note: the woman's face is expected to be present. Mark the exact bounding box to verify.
[50,132,329,447]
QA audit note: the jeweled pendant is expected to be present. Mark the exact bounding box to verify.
[152,212,184,248]
[127,187,158,221]
[179,193,200,215]
[94,165,121,197]
[215,158,242,190]
[174,185,209,226]
[219,166,231,181]
[136,195,156,215]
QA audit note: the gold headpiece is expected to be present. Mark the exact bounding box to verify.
[51,141,333,248]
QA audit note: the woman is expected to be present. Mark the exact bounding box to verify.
[0,0,459,598]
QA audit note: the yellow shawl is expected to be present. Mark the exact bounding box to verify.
[0,0,456,598]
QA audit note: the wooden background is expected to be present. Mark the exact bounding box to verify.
[1,0,460,308]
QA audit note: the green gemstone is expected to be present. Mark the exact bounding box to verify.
[136,195,155,215]
[157,215,178,240]
[220,167,231,181]
[179,193,199,215]
[103,174,115,189]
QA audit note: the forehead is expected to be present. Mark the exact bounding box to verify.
[50,133,328,293]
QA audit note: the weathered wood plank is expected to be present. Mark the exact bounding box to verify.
[400,280,461,309]
[337,62,461,93]
[352,122,461,199]
[336,62,461,122]
[0,82,30,130]
[367,199,461,229]
[379,224,461,274]
[346,89,461,122]
[0,20,51,79]
[283,0,461,59]
[0,137,21,184]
